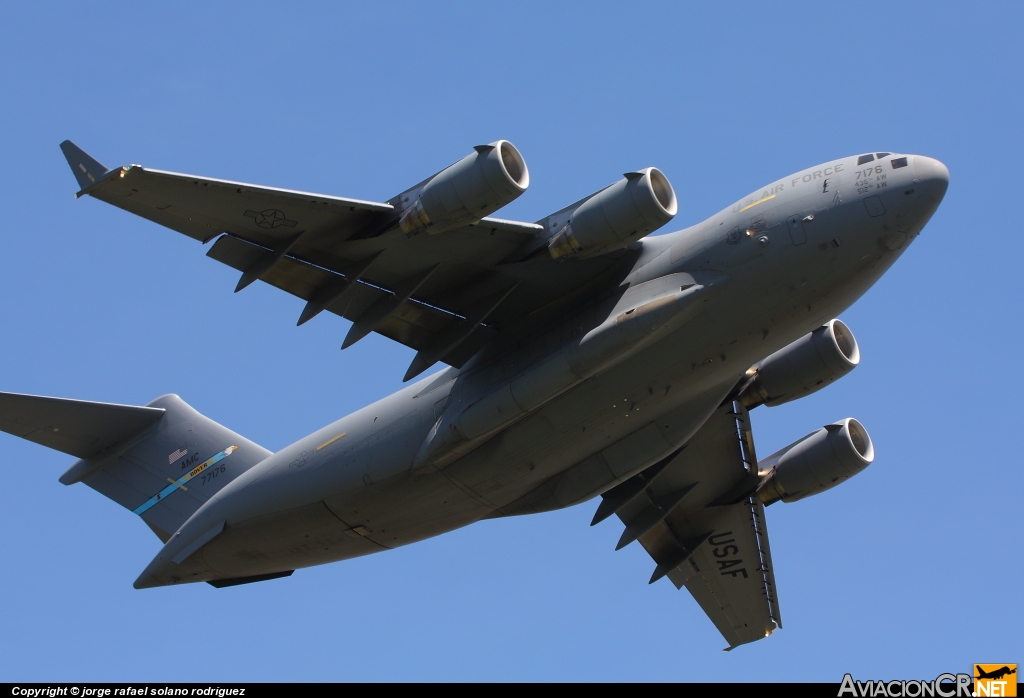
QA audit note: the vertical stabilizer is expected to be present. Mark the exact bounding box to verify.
[0,391,271,542]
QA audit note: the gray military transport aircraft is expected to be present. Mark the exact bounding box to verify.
[0,140,948,649]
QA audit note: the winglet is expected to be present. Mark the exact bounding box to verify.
[59,140,111,192]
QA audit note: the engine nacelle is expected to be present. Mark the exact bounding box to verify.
[399,140,529,235]
[741,319,860,408]
[548,167,677,259]
[756,418,875,505]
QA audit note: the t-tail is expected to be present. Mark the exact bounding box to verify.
[0,391,271,542]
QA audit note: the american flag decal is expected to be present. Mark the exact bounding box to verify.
[168,448,188,465]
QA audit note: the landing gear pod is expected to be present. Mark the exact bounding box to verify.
[756,418,875,505]
[741,319,860,408]
[399,140,529,235]
[548,167,677,259]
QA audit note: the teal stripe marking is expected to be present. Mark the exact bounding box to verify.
[133,445,238,516]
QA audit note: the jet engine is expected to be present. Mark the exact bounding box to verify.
[399,140,529,235]
[756,418,875,505]
[548,167,677,259]
[740,319,860,408]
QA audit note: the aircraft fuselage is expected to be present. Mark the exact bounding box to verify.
[135,153,948,588]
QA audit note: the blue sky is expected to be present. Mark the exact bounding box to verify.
[0,1,1019,682]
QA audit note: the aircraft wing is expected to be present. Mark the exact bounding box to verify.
[600,401,782,649]
[61,141,632,380]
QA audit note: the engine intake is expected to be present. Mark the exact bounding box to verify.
[399,140,529,235]
[741,319,860,408]
[756,418,875,505]
[548,167,677,259]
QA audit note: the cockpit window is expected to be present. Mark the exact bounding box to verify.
[857,154,875,165]
[891,157,908,169]
[876,153,890,159]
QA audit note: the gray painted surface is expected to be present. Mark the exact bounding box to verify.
[2,144,948,648]
[0,392,164,460]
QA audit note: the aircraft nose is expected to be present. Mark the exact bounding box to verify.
[913,156,949,200]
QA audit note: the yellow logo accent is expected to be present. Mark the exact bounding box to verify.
[738,193,776,213]
[975,664,1017,697]
[316,432,347,452]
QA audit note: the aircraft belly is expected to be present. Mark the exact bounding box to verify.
[439,243,880,517]
[411,202,891,488]
[493,380,736,516]
[201,501,382,578]
[174,470,490,581]
[200,380,439,527]
[322,469,493,548]
[442,313,761,512]
[193,393,494,573]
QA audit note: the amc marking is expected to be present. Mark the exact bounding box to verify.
[132,445,239,516]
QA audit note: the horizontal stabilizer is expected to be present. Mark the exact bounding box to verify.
[0,391,164,460]
[60,140,111,192]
